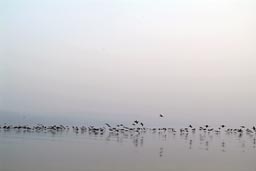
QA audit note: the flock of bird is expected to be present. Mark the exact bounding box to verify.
[0,114,256,134]
[1,116,256,136]
[1,123,255,134]
[1,114,256,152]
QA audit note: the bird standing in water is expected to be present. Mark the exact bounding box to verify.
[253,126,256,132]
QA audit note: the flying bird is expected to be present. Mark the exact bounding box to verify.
[105,123,111,127]
[160,114,164,117]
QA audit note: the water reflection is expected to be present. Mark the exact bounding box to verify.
[159,147,164,157]
[2,124,256,171]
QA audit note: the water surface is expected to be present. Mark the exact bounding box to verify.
[1,128,256,171]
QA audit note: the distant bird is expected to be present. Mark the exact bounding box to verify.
[205,125,209,128]
[221,125,225,128]
[159,114,164,117]
[105,123,111,127]
[240,126,245,128]
[134,120,139,124]
[140,122,144,127]
[189,125,193,128]
[253,126,256,131]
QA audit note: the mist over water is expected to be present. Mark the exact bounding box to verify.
[1,0,256,126]
[1,0,256,170]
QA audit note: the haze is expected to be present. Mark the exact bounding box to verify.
[1,0,256,126]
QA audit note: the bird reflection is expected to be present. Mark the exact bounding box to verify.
[189,139,192,150]
[205,141,209,151]
[221,141,226,152]
[253,138,256,149]
[159,147,164,157]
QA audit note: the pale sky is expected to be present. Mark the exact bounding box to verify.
[1,0,256,126]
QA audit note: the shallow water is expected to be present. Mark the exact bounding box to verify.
[1,128,256,171]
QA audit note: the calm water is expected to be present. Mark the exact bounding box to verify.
[1,128,256,171]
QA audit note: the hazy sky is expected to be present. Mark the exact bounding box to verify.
[1,0,256,126]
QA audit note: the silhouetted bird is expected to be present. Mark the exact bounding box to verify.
[253,126,256,131]
[221,125,225,128]
[105,123,111,127]
[160,114,164,117]
[140,123,144,127]
[134,120,139,124]
[189,125,192,128]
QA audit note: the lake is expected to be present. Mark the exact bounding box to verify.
[0,126,256,171]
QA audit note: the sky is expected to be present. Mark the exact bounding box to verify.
[1,0,256,126]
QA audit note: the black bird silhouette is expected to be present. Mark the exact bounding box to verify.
[253,126,256,131]
[221,125,225,128]
[160,114,164,117]
[189,125,192,128]
[105,123,111,127]
[140,122,144,127]
[134,120,139,124]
